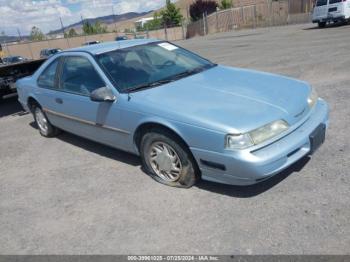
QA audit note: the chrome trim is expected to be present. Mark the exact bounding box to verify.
[43,108,130,135]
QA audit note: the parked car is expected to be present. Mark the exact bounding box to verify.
[83,41,100,46]
[16,40,329,188]
[2,56,27,64]
[116,36,128,41]
[312,0,350,27]
[40,48,62,59]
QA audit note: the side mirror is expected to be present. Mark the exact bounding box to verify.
[90,86,116,102]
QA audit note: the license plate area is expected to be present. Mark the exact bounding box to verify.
[309,124,326,154]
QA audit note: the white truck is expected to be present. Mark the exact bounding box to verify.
[312,0,350,27]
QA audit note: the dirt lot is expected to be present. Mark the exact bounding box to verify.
[0,23,349,254]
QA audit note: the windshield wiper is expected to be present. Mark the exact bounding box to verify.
[171,64,217,81]
[127,79,175,92]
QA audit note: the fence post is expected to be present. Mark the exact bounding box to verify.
[287,0,291,24]
[164,24,168,41]
[253,5,257,28]
[4,43,11,56]
[27,42,34,59]
[202,12,207,35]
[230,7,235,30]
[240,7,244,27]
[216,10,219,33]
[181,21,185,40]
[268,0,272,26]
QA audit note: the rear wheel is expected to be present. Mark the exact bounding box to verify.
[140,129,198,188]
[33,105,59,137]
[318,22,326,28]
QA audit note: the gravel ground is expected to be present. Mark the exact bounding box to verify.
[0,23,349,255]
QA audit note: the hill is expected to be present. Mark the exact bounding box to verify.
[48,11,152,35]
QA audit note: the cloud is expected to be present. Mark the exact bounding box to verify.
[0,0,167,35]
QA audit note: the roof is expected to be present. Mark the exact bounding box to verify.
[135,17,154,23]
[67,39,159,55]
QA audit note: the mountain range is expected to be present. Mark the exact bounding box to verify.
[48,11,153,35]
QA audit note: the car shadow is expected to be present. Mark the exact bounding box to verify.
[29,121,311,196]
[196,156,311,198]
[303,21,349,30]
[29,122,141,167]
[0,95,27,118]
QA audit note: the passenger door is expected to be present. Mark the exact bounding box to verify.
[44,54,127,149]
[328,0,345,17]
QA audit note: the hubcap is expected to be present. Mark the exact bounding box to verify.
[149,142,182,182]
[35,108,48,133]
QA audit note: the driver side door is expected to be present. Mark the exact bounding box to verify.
[45,54,124,147]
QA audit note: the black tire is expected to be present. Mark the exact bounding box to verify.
[140,129,199,188]
[32,105,60,137]
[318,22,326,28]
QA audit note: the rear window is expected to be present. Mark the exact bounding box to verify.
[329,0,342,3]
[316,0,327,6]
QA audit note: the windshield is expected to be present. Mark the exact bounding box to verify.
[97,42,215,92]
[316,0,327,6]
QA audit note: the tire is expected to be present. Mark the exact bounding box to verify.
[33,105,59,137]
[318,22,326,28]
[140,129,199,188]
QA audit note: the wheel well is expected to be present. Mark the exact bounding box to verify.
[134,122,200,175]
[134,123,185,151]
[27,97,40,112]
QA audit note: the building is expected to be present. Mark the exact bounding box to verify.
[134,17,155,28]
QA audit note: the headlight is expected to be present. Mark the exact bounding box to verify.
[225,120,289,150]
[226,133,253,149]
[307,88,318,108]
[249,120,289,145]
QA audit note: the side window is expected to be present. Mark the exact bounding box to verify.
[59,56,105,95]
[37,59,59,89]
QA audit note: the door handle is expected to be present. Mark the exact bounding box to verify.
[55,98,63,104]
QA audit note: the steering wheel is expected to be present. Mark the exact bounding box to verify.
[160,60,175,68]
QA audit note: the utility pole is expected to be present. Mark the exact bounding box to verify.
[81,14,87,42]
[60,16,70,48]
[112,5,118,33]
[17,28,22,42]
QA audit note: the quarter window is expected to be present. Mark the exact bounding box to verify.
[59,56,105,95]
[37,58,59,89]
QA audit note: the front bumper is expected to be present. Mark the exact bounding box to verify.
[191,99,329,186]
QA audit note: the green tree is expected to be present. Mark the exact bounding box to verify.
[67,28,78,37]
[82,21,95,35]
[160,0,183,27]
[82,20,107,35]
[94,21,108,34]
[220,0,233,9]
[190,0,218,21]
[143,12,163,31]
[30,26,45,41]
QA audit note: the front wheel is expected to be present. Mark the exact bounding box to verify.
[140,130,199,188]
[318,22,326,28]
[33,106,59,137]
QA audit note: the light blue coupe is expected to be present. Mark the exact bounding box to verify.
[16,39,329,188]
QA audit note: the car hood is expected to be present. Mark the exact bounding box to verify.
[130,65,311,133]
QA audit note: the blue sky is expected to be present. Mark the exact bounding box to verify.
[0,0,167,35]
